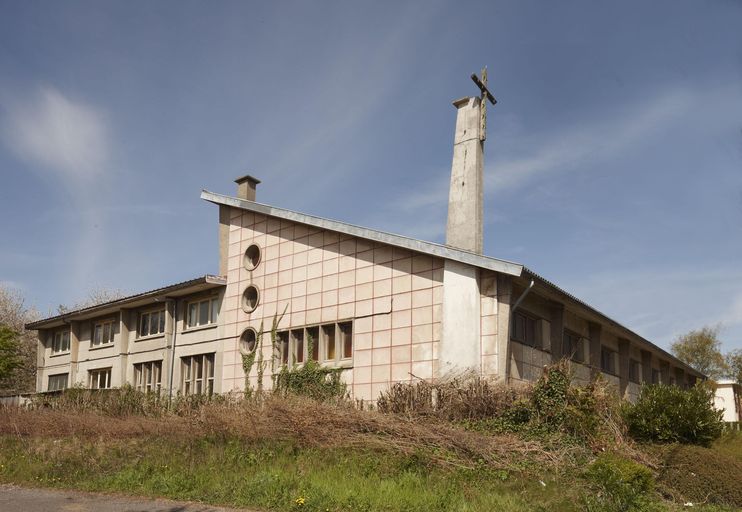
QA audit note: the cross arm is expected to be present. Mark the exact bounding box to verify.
[470,74,497,105]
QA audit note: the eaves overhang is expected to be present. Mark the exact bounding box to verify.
[25,275,227,330]
[200,190,523,277]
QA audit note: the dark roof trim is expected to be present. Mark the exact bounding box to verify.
[522,267,705,378]
[25,275,226,330]
[200,190,523,276]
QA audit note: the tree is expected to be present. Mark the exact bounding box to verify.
[0,286,39,394]
[0,325,22,381]
[57,287,127,314]
[726,349,742,384]
[670,326,729,379]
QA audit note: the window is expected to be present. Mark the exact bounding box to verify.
[134,361,162,393]
[138,309,166,338]
[89,368,112,389]
[242,286,259,313]
[512,311,537,347]
[48,373,68,391]
[239,328,258,354]
[187,297,220,328]
[276,322,353,366]
[181,353,215,396]
[600,348,616,375]
[92,320,115,347]
[651,368,661,384]
[563,330,583,363]
[243,244,261,271]
[51,330,70,354]
[628,359,641,383]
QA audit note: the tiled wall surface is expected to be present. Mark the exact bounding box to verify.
[221,209,444,402]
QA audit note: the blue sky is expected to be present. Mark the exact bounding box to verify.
[1,0,740,352]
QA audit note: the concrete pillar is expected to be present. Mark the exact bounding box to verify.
[440,260,481,376]
[549,303,565,363]
[218,205,230,276]
[618,338,630,398]
[496,274,512,381]
[69,321,81,385]
[36,331,46,392]
[445,97,483,254]
[641,349,652,384]
[164,299,178,397]
[118,309,133,385]
[588,322,602,380]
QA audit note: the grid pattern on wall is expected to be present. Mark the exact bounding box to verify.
[220,210,445,401]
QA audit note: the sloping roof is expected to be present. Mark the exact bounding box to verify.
[25,275,226,330]
[200,190,523,276]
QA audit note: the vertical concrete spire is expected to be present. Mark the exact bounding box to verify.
[445,96,484,254]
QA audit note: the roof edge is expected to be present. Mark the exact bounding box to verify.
[201,190,523,277]
[25,274,226,330]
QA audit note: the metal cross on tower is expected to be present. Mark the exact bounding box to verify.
[470,67,497,142]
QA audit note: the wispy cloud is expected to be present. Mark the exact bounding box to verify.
[487,87,695,192]
[1,86,109,181]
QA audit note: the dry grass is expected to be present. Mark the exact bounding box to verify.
[0,394,570,471]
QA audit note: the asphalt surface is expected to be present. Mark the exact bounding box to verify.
[0,484,253,512]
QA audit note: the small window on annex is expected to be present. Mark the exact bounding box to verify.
[512,311,537,347]
[628,359,641,383]
[92,319,115,347]
[139,309,166,338]
[51,330,70,354]
[134,361,162,393]
[89,368,112,389]
[600,348,616,375]
[563,330,583,363]
[187,296,220,329]
[48,373,68,391]
[181,353,215,396]
[275,321,353,367]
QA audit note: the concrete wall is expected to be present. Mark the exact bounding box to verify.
[221,208,444,402]
[715,383,741,422]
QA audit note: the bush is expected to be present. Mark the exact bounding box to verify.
[585,453,656,512]
[272,360,348,403]
[656,444,742,508]
[623,384,723,446]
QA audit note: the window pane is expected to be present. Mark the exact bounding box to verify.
[307,327,319,361]
[278,332,289,365]
[199,301,209,326]
[340,323,352,359]
[210,299,219,323]
[93,325,101,345]
[159,311,166,333]
[292,330,304,363]
[188,303,198,327]
[141,314,149,337]
[103,323,111,344]
[207,354,214,377]
[194,356,202,380]
[323,325,335,360]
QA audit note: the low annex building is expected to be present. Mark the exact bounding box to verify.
[27,77,704,400]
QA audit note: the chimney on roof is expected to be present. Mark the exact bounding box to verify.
[235,175,261,201]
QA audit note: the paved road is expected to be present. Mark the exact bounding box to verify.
[0,484,253,512]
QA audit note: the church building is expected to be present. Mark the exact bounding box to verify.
[26,76,704,401]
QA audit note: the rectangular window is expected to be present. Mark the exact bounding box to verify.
[89,368,112,389]
[51,330,70,354]
[652,368,661,384]
[92,320,115,347]
[48,373,68,391]
[563,330,583,363]
[138,309,166,338]
[186,296,220,328]
[276,322,353,367]
[512,311,537,347]
[600,348,616,375]
[180,353,215,396]
[628,359,641,383]
[134,360,162,393]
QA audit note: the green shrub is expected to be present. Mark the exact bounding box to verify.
[656,444,742,508]
[585,453,656,512]
[623,384,723,446]
[273,360,348,403]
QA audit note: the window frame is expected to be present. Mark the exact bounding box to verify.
[133,360,163,393]
[51,329,71,354]
[628,359,641,383]
[511,311,539,348]
[88,367,112,389]
[180,353,215,396]
[137,308,167,339]
[276,321,353,368]
[562,330,584,363]
[48,373,69,391]
[600,347,617,376]
[185,296,220,330]
[91,318,116,347]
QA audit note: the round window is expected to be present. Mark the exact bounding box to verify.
[239,328,258,354]
[243,244,261,271]
[242,285,259,313]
